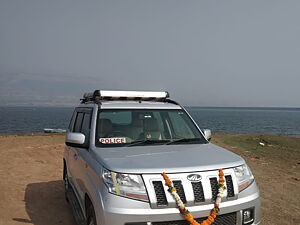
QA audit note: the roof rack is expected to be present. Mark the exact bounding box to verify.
[81,90,170,103]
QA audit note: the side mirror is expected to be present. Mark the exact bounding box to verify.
[203,129,212,141]
[65,132,86,148]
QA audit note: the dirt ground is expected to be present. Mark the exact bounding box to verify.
[0,134,299,225]
[0,134,74,225]
[213,134,300,225]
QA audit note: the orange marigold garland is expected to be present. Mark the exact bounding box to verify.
[161,169,226,225]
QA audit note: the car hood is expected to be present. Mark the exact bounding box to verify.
[92,143,245,174]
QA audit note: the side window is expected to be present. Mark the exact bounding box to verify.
[68,110,77,131]
[73,112,84,132]
[81,113,91,138]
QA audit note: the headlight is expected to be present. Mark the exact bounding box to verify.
[102,168,149,202]
[234,164,254,192]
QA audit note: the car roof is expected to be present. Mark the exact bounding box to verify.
[78,101,181,109]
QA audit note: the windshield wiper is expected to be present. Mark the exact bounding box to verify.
[127,139,169,147]
[166,138,204,145]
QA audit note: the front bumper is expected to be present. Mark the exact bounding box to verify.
[94,181,261,225]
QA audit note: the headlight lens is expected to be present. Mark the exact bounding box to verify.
[102,168,149,202]
[234,164,254,192]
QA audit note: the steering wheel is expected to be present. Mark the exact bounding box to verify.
[107,131,127,138]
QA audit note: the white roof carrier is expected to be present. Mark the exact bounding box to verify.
[82,90,170,103]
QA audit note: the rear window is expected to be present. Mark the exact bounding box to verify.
[100,111,132,125]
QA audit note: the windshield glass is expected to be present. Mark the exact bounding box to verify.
[95,109,207,147]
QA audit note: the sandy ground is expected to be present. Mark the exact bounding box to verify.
[0,134,74,225]
[0,134,299,225]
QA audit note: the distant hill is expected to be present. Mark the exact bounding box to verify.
[0,73,114,106]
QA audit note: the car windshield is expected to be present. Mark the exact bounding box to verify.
[95,109,207,147]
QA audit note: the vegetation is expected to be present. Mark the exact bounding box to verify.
[212,133,300,225]
[212,133,300,166]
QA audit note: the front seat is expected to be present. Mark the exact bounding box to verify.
[98,119,113,138]
[141,118,163,140]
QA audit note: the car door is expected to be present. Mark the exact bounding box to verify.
[68,108,92,200]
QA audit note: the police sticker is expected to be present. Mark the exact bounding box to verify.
[99,138,126,144]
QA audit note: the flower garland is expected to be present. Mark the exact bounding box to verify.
[161,169,226,225]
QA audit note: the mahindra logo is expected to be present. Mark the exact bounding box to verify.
[187,174,202,182]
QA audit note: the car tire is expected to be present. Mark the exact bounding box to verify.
[86,203,97,225]
[63,165,70,202]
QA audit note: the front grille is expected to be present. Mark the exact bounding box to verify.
[192,182,205,202]
[225,175,234,197]
[151,173,235,207]
[151,212,237,225]
[210,177,219,202]
[153,181,168,206]
[172,181,187,204]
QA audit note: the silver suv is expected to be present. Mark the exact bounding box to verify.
[63,90,261,225]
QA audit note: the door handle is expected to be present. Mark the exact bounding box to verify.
[73,153,78,160]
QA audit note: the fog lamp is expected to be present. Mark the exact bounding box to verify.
[243,208,254,224]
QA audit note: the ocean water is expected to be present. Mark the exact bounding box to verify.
[187,107,300,137]
[0,107,73,134]
[0,106,299,137]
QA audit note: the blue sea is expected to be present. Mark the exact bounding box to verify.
[0,106,299,137]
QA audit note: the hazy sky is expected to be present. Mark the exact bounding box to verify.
[0,0,299,107]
